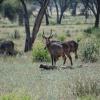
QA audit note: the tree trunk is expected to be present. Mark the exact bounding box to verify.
[49,0,53,16]
[18,10,24,26]
[54,0,60,24]
[20,0,31,52]
[95,0,100,28]
[72,2,77,16]
[58,6,67,24]
[24,37,32,52]
[0,0,4,4]
[31,0,49,46]
[95,13,100,28]
[58,11,64,24]
[45,10,49,25]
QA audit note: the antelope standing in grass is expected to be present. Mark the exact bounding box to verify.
[43,30,78,66]
[42,30,67,66]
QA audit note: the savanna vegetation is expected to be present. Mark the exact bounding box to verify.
[0,0,100,100]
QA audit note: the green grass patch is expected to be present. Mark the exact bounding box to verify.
[78,95,97,100]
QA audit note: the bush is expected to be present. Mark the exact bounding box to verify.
[84,27,100,38]
[66,33,71,37]
[79,37,100,62]
[32,41,50,62]
[76,21,82,25]
[57,34,66,41]
[84,27,93,34]
[50,20,56,25]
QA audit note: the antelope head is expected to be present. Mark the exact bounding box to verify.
[42,29,53,45]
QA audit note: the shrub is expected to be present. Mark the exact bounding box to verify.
[32,41,50,62]
[66,33,71,37]
[79,37,100,62]
[50,20,56,25]
[57,34,66,41]
[84,27,100,38]
[84,27,93,34]
[76,22,81,25]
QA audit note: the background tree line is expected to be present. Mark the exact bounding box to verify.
[0,0,100,52]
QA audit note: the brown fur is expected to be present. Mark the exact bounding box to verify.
[42,30,78,66]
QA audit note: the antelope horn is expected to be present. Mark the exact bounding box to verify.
[42,30,45,38]
[49,29,53,38]
[50,29,53,35]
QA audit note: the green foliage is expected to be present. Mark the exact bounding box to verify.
[78,95,97,100]
[0,93,31,100]
[50,21,56,25]
[76,21,82,25]
[32,41,50,62]
[84,27,93,34]
[57,34,66,41]
[79,37,100,62]
[84,27,100,38]
[66,32,71,37]
[0,0,20,21]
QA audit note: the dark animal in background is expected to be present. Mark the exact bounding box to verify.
[62,40,78,59]
[0,40,14,55]
[61,40,78,65]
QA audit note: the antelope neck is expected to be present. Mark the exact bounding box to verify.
[46,42,51,48]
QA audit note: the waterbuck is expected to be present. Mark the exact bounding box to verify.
[42,30,67,66]
[43,30,78,66]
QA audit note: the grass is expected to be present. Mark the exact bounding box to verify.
[0,16,100,100]
[0,91,31,100]
[0,55,100,100]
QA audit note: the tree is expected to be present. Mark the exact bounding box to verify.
[53,0,70,24]
[53,0,59,24]
[81,0,100,28]
[0,0,24,24]
[70,0,78,16]
[34,0,50,25]
[95,0,100,28]
[20,0,49,52]
[0,0,18,22]
[44,9,49,25]
[0,0,4,4]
